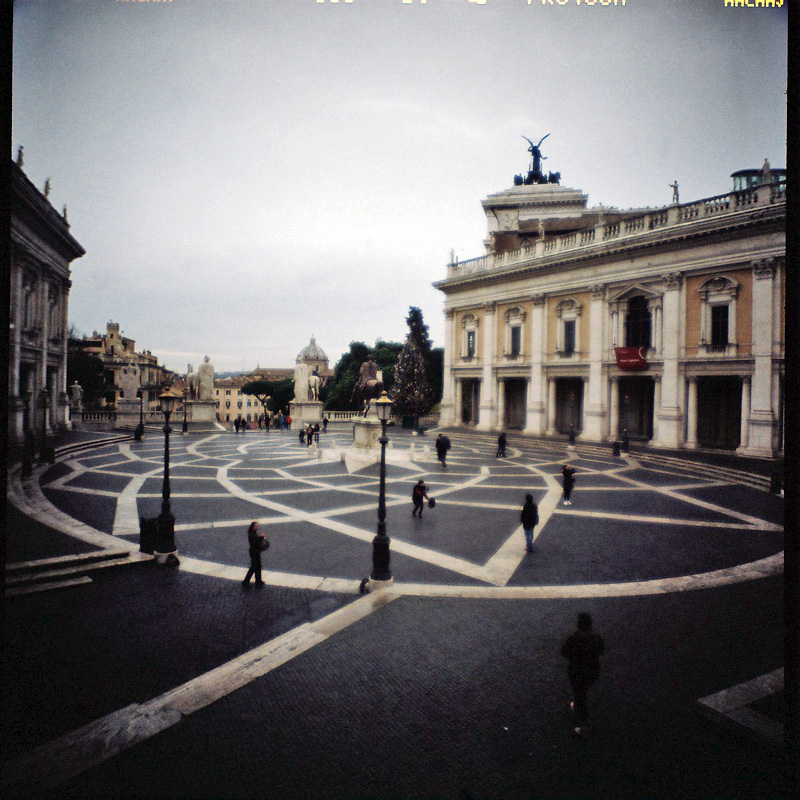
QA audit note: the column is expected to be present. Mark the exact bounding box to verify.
[583,284,607,441]
[439,309,456,426]
[609,377,619,440]
[737,377,751,451]
[685,377,698,448]
[524,294,546,434]
[547,378,557,435]
[477,302,497,430]
[581,377,589,434]
[454,379,463,426]
[742,260,777,456]
[652,376,661,442]
[496,379,506,430]
[654,273,683,448]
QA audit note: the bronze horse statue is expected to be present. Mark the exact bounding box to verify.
[350,377,384,417]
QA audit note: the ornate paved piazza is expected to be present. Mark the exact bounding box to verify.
[36,429,783,596]
[3,429,788,800]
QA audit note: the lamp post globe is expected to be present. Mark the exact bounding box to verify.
[156,391,178,560]
[370,392,393,586]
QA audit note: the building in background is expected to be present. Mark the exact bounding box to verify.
[435,154,785,457]
[8,150,86,444]
[69,321,173,412]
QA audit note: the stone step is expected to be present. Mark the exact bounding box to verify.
[6,548,135,576]
[5,576,94,598]
[5,553,150,588]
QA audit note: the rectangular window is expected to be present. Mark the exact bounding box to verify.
[510,326,521,356]
[711,305,729,348]
[466,331,476,358]
[563,320,576,355]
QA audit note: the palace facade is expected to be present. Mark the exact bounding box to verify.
[8,153,85,444]
[434,162,786,458]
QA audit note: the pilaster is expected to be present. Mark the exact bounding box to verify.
[654,272,683,447]
[524,293,546,434]
[477,302,496,430]
[583,284,607,440]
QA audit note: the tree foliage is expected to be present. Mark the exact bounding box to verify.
[67,351,106,408]
[241,378,294,414]
[324,340,403,411]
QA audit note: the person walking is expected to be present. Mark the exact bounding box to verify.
[306,424,314,446]
[313,423,320,443]
[561,463,577,505]
[496,432,507,458]
[560,612,604,735]
[435,433,450,470]
[411,479,429,518]
[323,416,329,433]
[242,520,267,586]
[520,494,539,553]
[299,428,305,445]
[234,417,241,434]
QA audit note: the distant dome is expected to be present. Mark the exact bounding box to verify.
[296,336,327,363]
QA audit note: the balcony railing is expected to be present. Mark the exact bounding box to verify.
[445,182,784,280]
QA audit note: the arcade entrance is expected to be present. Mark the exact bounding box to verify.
[460,379,480,425]
[503,379,526,430]
[555,378,583,434]
[619,376,654,441]
[697,376,741,449]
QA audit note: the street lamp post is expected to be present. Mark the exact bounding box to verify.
[370,392,393,588]
[182,388,189,434]
[156,392,178,562]
[135,388,145,441]
[39,388,50,463]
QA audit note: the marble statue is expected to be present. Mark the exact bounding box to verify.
[69,380,84,409]
[293,362,310,402]
[186,364,199,399]
[308,368,322,401]
[197,355,214,401]
[669,181,680,205]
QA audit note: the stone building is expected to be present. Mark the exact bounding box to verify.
[435,154,785,458]
[70,321,172,411]
[8,152,85,444]
[295,336,331,377]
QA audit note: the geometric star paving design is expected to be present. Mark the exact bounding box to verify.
[39,430,783,598]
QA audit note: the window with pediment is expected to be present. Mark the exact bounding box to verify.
[461,313,479,360]
[555,299,582,358]
[698,276,739,354]
[504,306,526,359]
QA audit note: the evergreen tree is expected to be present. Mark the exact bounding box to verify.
[391,337,433,424]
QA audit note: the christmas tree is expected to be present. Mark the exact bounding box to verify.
[391,336,433,425]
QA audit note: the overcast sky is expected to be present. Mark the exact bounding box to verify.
[12,0,787,374]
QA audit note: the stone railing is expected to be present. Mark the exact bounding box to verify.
[445,181,785,279]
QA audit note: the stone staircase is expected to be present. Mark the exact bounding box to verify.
[4,548,151,598]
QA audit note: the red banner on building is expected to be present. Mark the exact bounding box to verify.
[614,346,648,371]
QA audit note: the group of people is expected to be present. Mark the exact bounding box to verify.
[299,423,321,445]
[230,414,331,434]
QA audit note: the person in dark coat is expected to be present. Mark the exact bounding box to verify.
[242,520,266,586]
[323,416,329,433]
[313,423,320,442]
[520,494,539,552]
[411,479,429,518]
[561,464,577,505]
[496,432,507,458]
[435,434,450,469]
[560,612,605,734]
[299,428,305,444]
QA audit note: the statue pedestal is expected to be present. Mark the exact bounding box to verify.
[187,400,217,423]
[352,418,382,452]
[289,400,323,429]
[116,400,141,430]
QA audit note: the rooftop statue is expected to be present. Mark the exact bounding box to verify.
[515,134,560,186]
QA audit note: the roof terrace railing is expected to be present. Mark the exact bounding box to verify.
[446,182,784,279]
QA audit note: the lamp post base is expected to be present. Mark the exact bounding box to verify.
[365,576,394,592]
[154,550,180,565]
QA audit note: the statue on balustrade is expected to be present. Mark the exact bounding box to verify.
[69,381,84,410]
